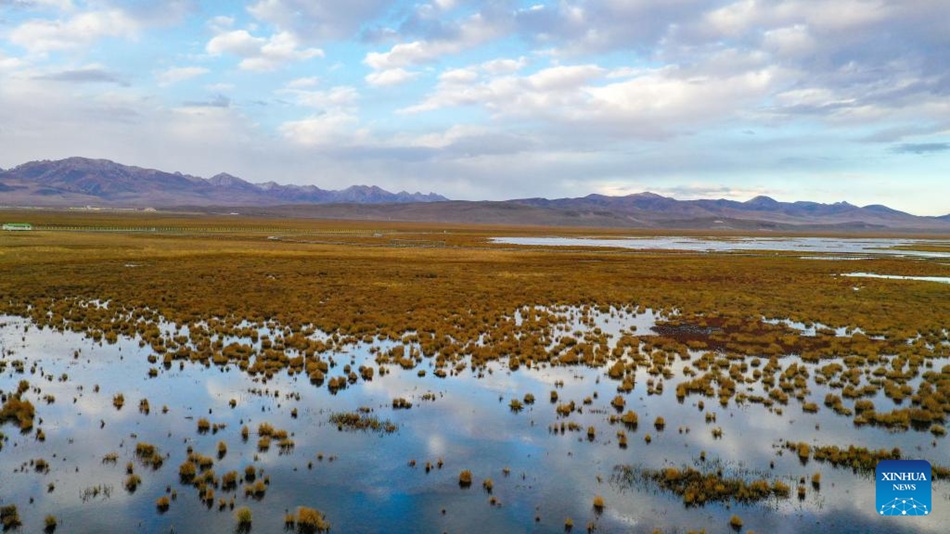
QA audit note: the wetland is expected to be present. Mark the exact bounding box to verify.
[0,213,948,533]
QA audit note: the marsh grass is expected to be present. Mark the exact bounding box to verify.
[592,495,604,510]
[329,412,397,433]
[0,394,35,431]
[615,465,793,506]
[295,507,331,533]
[2,216,950,531]
[124,474,142,492]
[0,505,21,530]
[235,507,252,529]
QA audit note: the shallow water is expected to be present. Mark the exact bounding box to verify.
[492,236,950,258]
[842,273,950,285]
[0,315,948,533]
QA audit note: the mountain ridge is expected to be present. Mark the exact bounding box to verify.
[1,157,948,231]
[0,157,446,206]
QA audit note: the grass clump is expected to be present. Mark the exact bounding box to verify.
[235,506,252,529]
[244,480,267,498]
[459,470,472,487]
[125,474,142,492]
[329,411,397,433]
[179,461,197,482]
[1,505,20,530]
[296,506,331,533]
[222,470,239,491]
[620,410,638,427]
[0,393,36,431]
[592,495,605,510]
[729,514,743,529]
[615,465,792,506]
[257,436,271,451]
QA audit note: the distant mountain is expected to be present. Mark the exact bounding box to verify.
[507,193,950,231]
[1,157,947,232]
[0,157,447,207]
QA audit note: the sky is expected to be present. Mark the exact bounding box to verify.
[0,1,947,215]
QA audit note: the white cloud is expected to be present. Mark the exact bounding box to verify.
[280,109,359,146]
[404,64,605,115]
[286,77,320,89]
[283,86,359,109]
[406,60,780,143]
[527,64,604,91]
[9,9,139,54]
[205,82,235,92]
[0,51,24,71]
[438,67,478,85]
[365,68,419,87]
[206,29,323,71]
[157,66,209,86]
[480,57,527,75]
[209,15,235,31]
[364,12,504,70]
[207,30,265,57]
[247,0,391,42]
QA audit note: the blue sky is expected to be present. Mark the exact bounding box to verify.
[0,1,947,215]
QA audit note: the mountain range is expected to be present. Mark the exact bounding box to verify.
[1,157,948,232]
[0,157,446,207]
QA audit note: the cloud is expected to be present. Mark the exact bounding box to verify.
[205,30,324,71]
[365,68,419,87]
[35,67,128,85]
[891,143,950,155]
[405,60,778,143]
[280,110,360,146]
[647,184,784,201]
[9,9,138,54]
[364,11,506,70]
[0,51,25,70]
[182,94,230,109]
[247,0,391,42]
[286,77,319,89]
[157,66,209,86]
[0,0,75,10]
[278,84,361,146]
[283,86,358,109]
[206,29,323,71]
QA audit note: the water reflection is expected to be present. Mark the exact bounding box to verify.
[0,315,947,533]
[842,273,950,284]
[493,236,950,258]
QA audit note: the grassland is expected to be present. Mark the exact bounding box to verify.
[0,210,948,531]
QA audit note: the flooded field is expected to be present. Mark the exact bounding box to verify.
[493,236,950,259]
[1,216,948,533]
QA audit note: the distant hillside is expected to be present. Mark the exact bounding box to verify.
[232,199,950,233]
[1,157,948,232]
[507,193,950,230]
[0,157,447,207]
